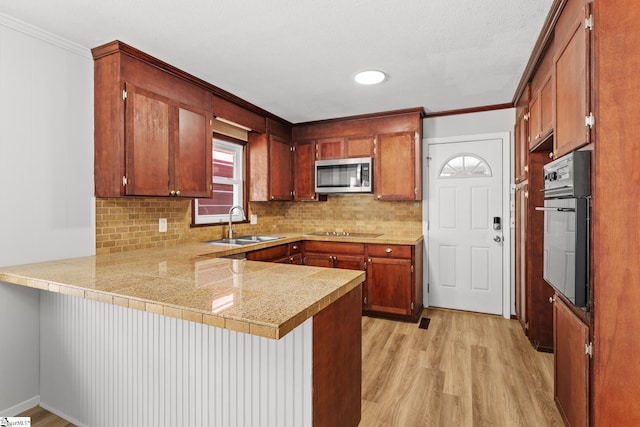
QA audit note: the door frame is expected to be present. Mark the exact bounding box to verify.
[422,132,512,319]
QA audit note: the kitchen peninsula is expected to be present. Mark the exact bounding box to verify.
[0,238,364,427]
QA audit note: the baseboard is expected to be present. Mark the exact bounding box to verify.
[39,402,86,427]
[0,395,40,417]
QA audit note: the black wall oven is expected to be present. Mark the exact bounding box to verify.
[536,151,591,308]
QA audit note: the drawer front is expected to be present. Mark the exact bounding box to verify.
[303,241,365,255]
[366,244,412,259]
[247,244,289,261]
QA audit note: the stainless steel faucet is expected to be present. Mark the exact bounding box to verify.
[228,205,245,239]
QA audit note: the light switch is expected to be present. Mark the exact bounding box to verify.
[250,214,258,225]
[159,218,167,232]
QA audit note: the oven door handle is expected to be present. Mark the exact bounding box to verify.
[535,207,576,212]
[540,185,572,192]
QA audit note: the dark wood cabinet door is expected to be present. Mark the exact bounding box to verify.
[554,4,592,158]
[304,253,334,268]
[124,84,211,197]
[540,75,554,138]
[344,135,374,158]
[125,85,171,196]
[317,137,344,160]
[366,257,412,316]
[554,296,589,427]
[529,94,541,149]
[374,131,418,200]
[269,135,292,200]
[514,111,529,183]
[293,140,317,201]
[172,106,212,197]
[334,254,365,271]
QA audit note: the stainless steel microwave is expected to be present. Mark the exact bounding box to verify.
[314,157,372,194]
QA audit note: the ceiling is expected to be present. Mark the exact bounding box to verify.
[0,0,553,123]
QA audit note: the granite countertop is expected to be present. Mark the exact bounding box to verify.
[0,233,422,339]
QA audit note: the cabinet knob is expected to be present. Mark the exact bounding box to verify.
[175,190,180,196]
[549,152,554,159]
[292,245,298,250]
[385,248,392,253]
[377,195,382,200]
[169,190,176,196]
[549,296,555,303]
[271,196,275,200]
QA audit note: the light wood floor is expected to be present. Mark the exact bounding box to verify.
[361,308,564,427]
[18,308,563,427]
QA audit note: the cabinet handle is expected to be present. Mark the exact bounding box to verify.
[524,165,528,172]
[385,248,392,253]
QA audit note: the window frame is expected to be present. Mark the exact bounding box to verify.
[192,133,248,226]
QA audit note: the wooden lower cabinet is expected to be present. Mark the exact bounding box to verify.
[248,239,423,321]
[246,242,303,264]
[364,243,423,322]
[554,295,589,427]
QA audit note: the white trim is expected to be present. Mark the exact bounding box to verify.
[423,131,512,319]
[0,12,91,58]
[0,395,40,417]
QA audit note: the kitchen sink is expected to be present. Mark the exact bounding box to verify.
[206,235,282,246]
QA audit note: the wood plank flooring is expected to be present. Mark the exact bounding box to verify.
[361,308,564,426]
[17,308,563,427]
[15,405,75,427]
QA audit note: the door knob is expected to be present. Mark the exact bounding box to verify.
[493,236,502,243]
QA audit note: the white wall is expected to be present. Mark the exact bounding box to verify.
[423,108,516,140]
[421,109,517,314]
[0,13,95,415]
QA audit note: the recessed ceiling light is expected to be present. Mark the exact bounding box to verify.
[354,70,386,85]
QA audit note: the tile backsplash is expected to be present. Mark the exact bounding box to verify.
[96,195,423,254]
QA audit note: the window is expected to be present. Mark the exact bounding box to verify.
[193,137,245,225]
[439,154,492,178]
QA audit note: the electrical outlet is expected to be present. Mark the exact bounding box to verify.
[250,214,258,225]
[159,218,167,232]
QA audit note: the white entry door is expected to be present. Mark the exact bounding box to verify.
[427,138,503,315]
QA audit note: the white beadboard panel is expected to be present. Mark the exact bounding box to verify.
[0,283,40,416]
[40,292,313,427]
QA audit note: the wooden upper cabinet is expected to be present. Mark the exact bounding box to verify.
[92,41,213,198]
[249,118,293,201]
[125,84,211,197]
[553,2,592,158]
[529,38,555,150]
[316,135,374,160]
[375,131,421,200]
[293,140,322,201]
[514,87,529,183]
[317,137,344,160]
[269,134,293,200]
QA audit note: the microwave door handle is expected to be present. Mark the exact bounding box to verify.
[357,164,362,185]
